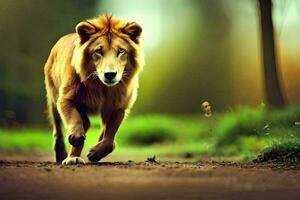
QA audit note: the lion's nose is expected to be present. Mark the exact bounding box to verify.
[104,72,117,81]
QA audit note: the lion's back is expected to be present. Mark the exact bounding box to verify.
[44,33,78,102]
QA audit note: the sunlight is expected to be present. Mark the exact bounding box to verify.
[98,0,162,51]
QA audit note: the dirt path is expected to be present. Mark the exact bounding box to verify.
[0,156,300,200]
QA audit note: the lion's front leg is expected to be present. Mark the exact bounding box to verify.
[63,110,91,165]
[57,97,88,165]
[57,97,86,147]
[87,109,125,162]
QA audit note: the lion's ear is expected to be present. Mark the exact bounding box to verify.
[122,22,142,44]
[76,21,97,43]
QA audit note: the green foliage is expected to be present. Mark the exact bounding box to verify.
[113,114,208,146]
[215,107,264,147]
[1,106,299,161]
[117,115,178,145]
[0,114,209,156]
[255,138,300,162]
[213,136,269,160]
[266,106,300,133]
[0,129,52,151]
[215,106,300,147]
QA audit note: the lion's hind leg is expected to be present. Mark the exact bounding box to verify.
[48,102,67,163]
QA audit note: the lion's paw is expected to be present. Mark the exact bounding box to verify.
[87,141,114,163]
[62,156,85,165]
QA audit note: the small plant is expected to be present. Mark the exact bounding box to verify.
[147,155,156,162]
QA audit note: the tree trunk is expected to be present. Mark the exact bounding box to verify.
[258,0,286,108]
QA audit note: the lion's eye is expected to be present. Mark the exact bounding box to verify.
[94,48,103,56]
[118,48,126,55]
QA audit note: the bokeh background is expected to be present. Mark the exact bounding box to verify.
[0,0,299,126]
[0,0,299,162]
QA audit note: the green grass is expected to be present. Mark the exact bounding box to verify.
[215,107,265,147]
[0,129,52,151]
[0,114,210,156]
[117,115,178,145]
[255,138,300,162]
[0,105,299,161]
[212,105,300,160]
[117,114,209,144]
[214,106,300,146]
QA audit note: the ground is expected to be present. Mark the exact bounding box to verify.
[1,155,300,200]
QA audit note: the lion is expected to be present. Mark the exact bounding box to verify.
[44,14,143,165]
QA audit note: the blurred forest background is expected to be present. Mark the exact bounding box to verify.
[0,0,299,161]
[0,0,299,126]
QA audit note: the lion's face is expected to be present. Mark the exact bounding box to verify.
[73,15,142,87]
[90,35,129,86]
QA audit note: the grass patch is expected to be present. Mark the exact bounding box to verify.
[0,105,299,161]
[254,138,300,162]
[117,115,178,145]
[116,114,208,145]
[215,107,265,147]
[214,106,300,145]
[0,114,210,156]
[213,105,300,160]
[213,136,270,160]
[0,128,52,152]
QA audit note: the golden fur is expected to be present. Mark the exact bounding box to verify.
[44,15,143,164]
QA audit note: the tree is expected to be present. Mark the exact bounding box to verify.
[258,0,286,108]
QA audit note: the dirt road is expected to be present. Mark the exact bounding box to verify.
[0,155,300,200]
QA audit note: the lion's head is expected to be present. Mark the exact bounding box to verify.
[72,14,143,87]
